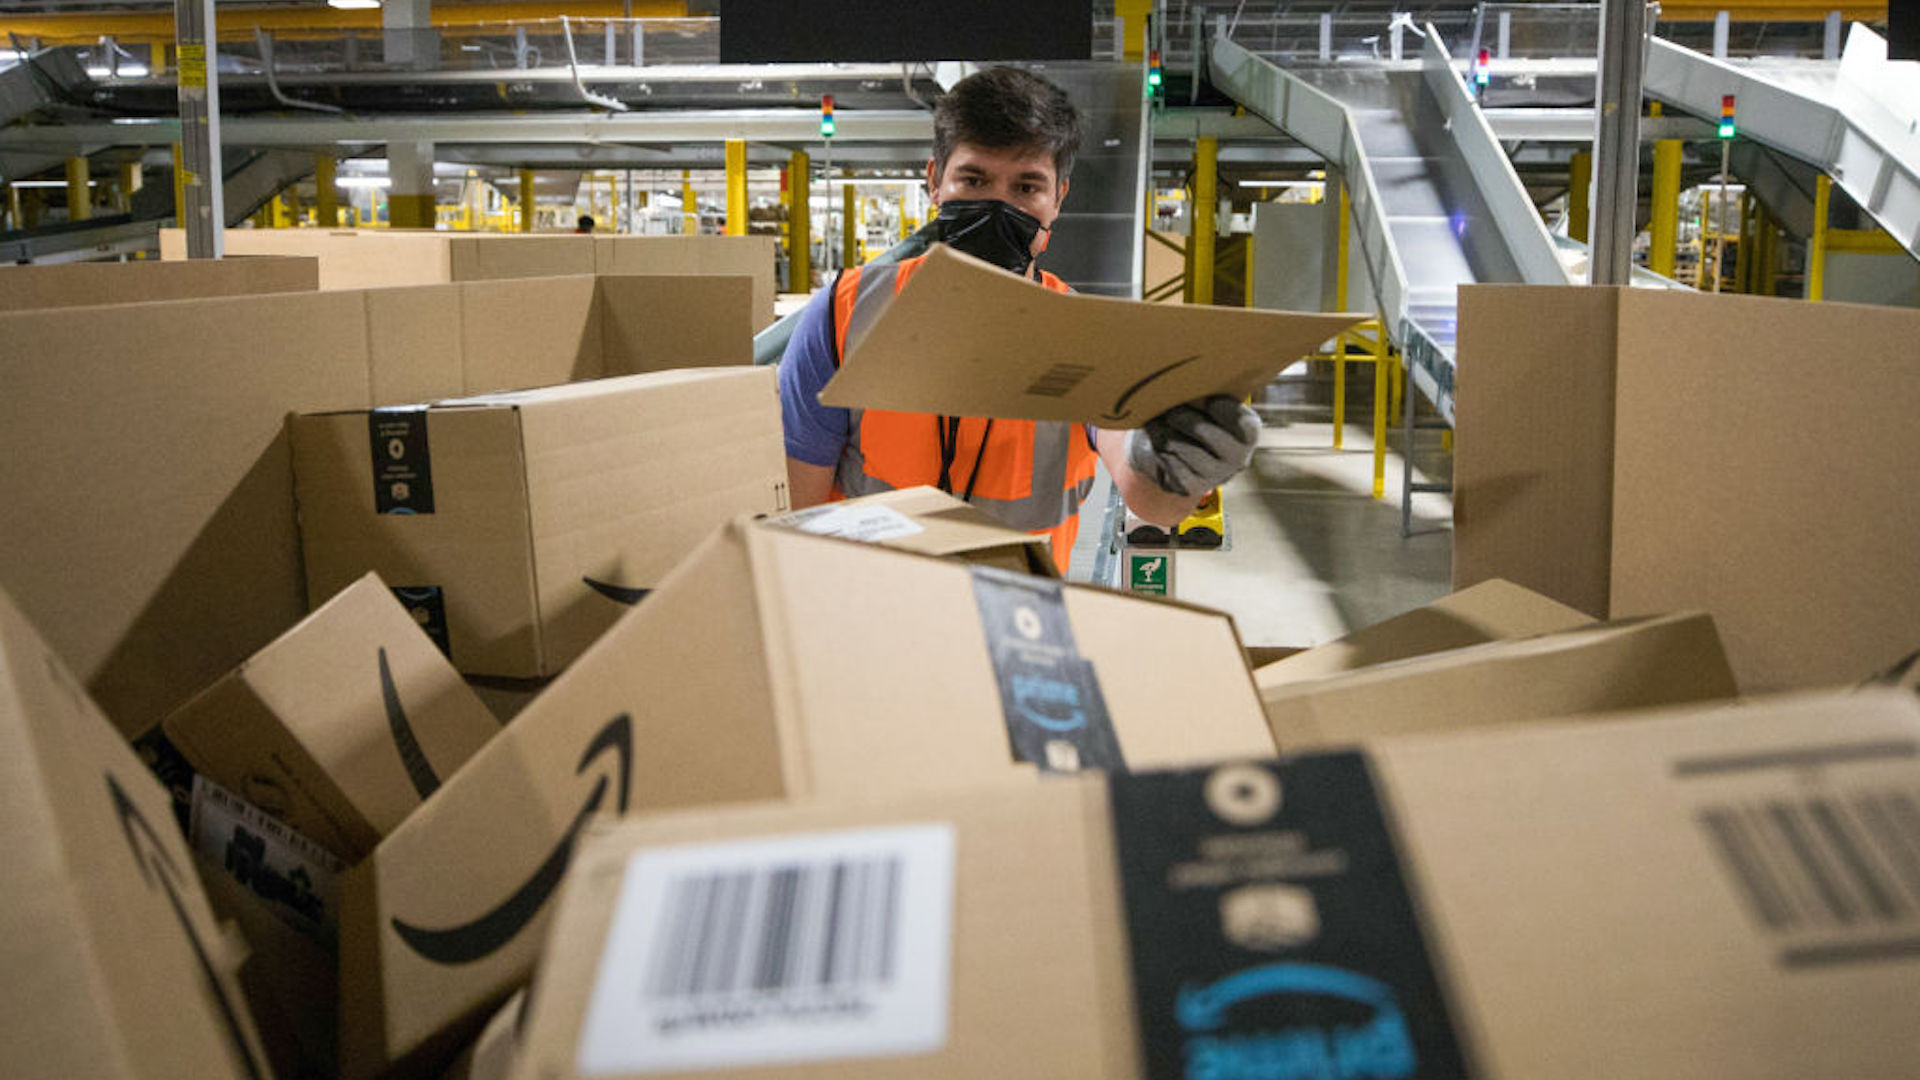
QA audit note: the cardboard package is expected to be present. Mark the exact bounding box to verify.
[1259,611,1738,750]
[510,689,1920,1080]
[291,368,788,678]
[0,271,752,736]
[160,572,502,861]
[1454,286,1920,690]
[164,230,779,329]
[0,255,318,312]
[1253,578,1592,690]
[0,585,275,1080]
[195,849,340,1080]
[338,519,1273,1079]
[465,676,552,725]
[762,485,1058,576]
[820,244,1362,426]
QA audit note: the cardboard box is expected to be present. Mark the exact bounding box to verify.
[338,519,1273,1079]
[465,676,551,724]
[164,230,779,329]
[1454,286,1920,690]
[0,585,275,1080]
[194,849,340,1080]
[1253,578,1593,691]
[1260,611,1739,750]
[438,992,527,1080]
[510,689,1920,1080]
[0,255,318,311]
[160,572,502,861]
[0,272,751,735]
[819,245,1361,426]
[292,368,789,678]
[763,485,1058,577]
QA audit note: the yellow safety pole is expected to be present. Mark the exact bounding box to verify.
[171,142,186,225]
[788,151,812,291]
[724,139,748,237]
[681,170,697,235]
[1116,0,1151,59]
[1650,139,1681,278]
[5,183,20,231]
[65,156,91,222]
[1808,173,1831,301]
[518,168,535,232]
[315,153,338,227]
[841,182,858,269]
[1332,179,1350,450]
[1372,330,1388,499]
[1192,136,1217,306]
[1568,150,1591,244]
[117,160,140,214]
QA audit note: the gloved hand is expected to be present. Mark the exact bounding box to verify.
[1125,394,1262,498]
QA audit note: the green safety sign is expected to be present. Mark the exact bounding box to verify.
[1126,551,1172,597]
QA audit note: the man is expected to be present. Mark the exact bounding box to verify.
[779,66,1260,573]
[574,214,596,234]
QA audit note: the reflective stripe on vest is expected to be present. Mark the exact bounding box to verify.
[829,255,1099,570]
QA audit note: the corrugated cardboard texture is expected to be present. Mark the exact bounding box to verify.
[0,255,318,311]
[820,245,1362,426]
[763,486,1058,577]
[164,228,456,289]
[594,235,778,331]
[195,849,339,1080]
[160,572,502,861]
[596,275,754,372]
[1608,290,1920,690]
[447,237,596,282]
[0,274,754,732]
[340,521,1269,1078]
[1375,690,1920,1079]
[1259,611,1738,750]
[1254,578,1593,690]
[0,586,275,1080]
[513,778,1138,1080]
[1453,285,1622,617]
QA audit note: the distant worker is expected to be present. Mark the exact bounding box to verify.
[777,66,1260,573]
[574,214,595,234]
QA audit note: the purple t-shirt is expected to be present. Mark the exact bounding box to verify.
[777,284,850,468]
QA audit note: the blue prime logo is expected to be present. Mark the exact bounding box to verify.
[1010,672,1085,732]
[1176,963,1417,1080]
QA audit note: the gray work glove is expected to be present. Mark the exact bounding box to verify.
[1126,394,1262,497]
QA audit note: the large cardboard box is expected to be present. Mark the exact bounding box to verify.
[510,689,1920,1080]
[1253,578,1592,691]
[164,230,779,329]
[1259,611,1739,750]
[0,271,751,735]
[0,255,318,311]
[338,520,1273,1078]
[0,585,275,1080]
[291,368,788,678]
[1454,286,1920,690]
[160,572,502,861]
[820,244,1362,426]
[763,485,1058,577]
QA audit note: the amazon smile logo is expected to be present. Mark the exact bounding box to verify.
[1177,963,1417,1080]
[380,647,442,800]
[1100,355,1199,424]
[108,773,270,1080]
[583,577,651,606]
[389,712,633,966]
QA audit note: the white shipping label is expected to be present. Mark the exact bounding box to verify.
[576,823,957,1077]
[777,503,926,543]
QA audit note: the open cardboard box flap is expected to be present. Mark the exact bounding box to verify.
[819,245,1364,427]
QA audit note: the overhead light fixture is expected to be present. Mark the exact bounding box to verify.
[10,179,100,188]
[337,176,392,188]
[328,0,382,10]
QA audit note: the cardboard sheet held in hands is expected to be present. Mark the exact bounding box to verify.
[819,244,1365,427]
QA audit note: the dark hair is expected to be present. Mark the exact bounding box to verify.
[932,66,1081,185]
[575,214,595,231]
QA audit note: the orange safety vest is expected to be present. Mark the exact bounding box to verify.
[829,254,1100,573]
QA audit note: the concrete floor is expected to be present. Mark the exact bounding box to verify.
[1073,391,1456,652]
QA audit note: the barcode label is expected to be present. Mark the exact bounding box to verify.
[774,503,926,544]
[187,775,344,942]
[1024,363,1096,398]
[576,824,955,1076]
[1699,790,1920,935]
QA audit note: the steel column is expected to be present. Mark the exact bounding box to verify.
[842,182,858,269]
[724,138,747,236]
[1808,173,1831,301]
[64,156,91,223]
[1569,150,1592,243]
[788,149,811,292]
[1192,136,1217,306]
[1589,0,1646,284]
[1650,137,1682,277]
[315,153,338,227]
[681,170,696,234]
[519,167,535,232]
[173,0,221,257]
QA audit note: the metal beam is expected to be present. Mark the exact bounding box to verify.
[173,0,221,257]
[1588,0,1648,285]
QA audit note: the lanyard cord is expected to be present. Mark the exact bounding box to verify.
[936,416,996,502]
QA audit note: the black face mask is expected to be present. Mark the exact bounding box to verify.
[933,199,1049,276]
